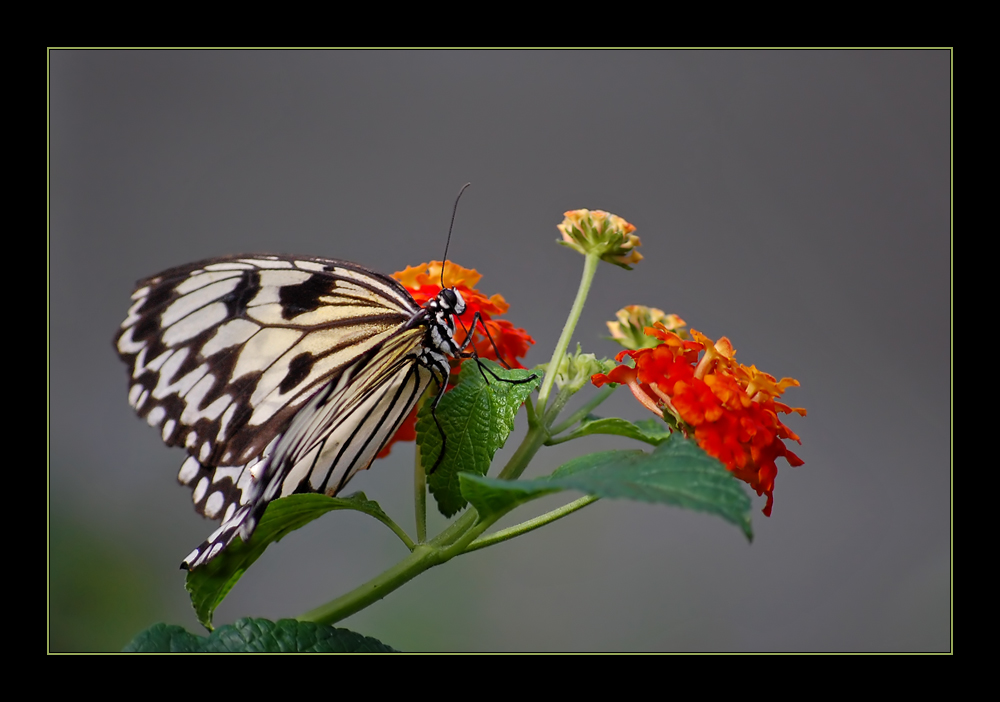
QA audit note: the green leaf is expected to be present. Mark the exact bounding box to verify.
[418,359,540,517]
[186,493,396,630]
[554,415,673,445]
[459,472,560,521]
[459,434,753,539]
[124,618,397,652]
[631,418,675,442]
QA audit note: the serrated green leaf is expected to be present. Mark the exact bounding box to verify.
[122,623,203,652]
[186,493,394,629]
[459,434,753,539]
[418,360,540,517]
[558,415,673,445]
[124,618,398,652]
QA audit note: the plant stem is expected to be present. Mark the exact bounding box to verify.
[299,545,441,626]
[535,253,600,416]
[414,446,426,543]
[464,496,599,553]
[496,420,549,482]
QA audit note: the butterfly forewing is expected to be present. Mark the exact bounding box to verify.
[115,255,445,567]
[116,255,419,468]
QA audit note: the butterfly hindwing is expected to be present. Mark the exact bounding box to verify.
[179,331,437,569]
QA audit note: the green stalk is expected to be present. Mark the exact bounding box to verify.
[299,545,441,625]
[414,446,427,544]
[464,495,600,553]
[535,253,600,416]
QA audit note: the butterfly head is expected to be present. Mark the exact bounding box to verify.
[423,287,466,357]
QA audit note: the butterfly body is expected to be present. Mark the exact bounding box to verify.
[116,254,466,568]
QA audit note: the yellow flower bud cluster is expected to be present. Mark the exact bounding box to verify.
[557,209,643,269]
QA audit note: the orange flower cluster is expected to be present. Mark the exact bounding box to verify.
[592,323,805,516]
[377,261,535,458]
[394,261,534,370]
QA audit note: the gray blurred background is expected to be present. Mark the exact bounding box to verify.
[49,50,950,652]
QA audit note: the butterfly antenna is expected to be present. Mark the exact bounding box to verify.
[441,182,472,288]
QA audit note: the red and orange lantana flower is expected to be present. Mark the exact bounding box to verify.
[377,261,535,457]
[592,322,805,516]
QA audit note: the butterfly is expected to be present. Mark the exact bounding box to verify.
[115,253,506,569]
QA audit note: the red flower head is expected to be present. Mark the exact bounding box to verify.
[377,261,535,458]
[593,321,805,516]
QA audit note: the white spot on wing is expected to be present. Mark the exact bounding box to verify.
[240,258,293,269]
[175,269,242,294]
[128,384,144,407]
[117,327,146,354]
[161,278,241,328]
[217,403,237,441]
[224,503,235,522]
[122,297,146,327]
[295,260,326,271]
[150,348,188,387]
[193,477,209,503]
[231,327,303,380]
[178,456,201,484]
[204,262,254,271]
[136,389,149,410]
[204,491,225,518]
[131,286,150,300]
[162,302,229,346]
[199,442,211,462]
[152,356,210,402]
[162,419,176,441]
[201,319,260,358]
[192,392,233,425]
[257,270,312,288]
[186,432,198,448]
[146,406,166,427]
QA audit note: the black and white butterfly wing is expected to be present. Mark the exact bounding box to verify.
[180,328,439,568]
[115,255,431,565]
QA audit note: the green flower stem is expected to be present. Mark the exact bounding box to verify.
[549,386,616,437]
[543,385,575,429]
[496,418,550,482]
[464,495,600,553]
[299,544,442,626]
[414,446,427,544]
[524,395,537,425]
[535,253,600,416]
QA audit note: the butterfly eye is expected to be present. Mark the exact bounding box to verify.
[440,288,459,312]
[449,288,466,315]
